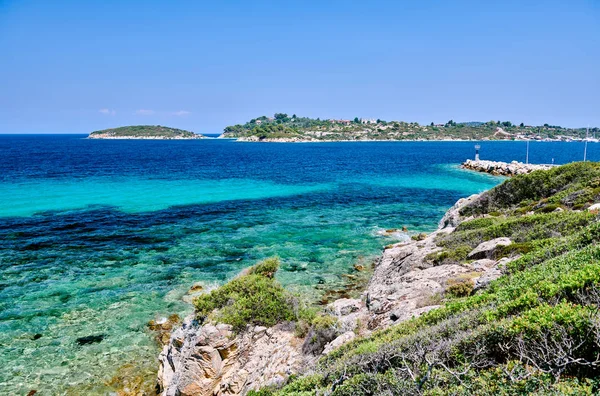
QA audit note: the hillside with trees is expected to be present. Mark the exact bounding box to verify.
[221,114,597,142]
[88,125,202,139]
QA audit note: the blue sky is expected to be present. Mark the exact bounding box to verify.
[0,0,599,134]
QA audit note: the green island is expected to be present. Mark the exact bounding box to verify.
[88,125,203,139]
[157,161,600,395]
[221,113,598,142]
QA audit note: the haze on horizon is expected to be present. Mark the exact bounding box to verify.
[0,0,598,134]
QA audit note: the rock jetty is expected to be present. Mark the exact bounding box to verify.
[462,159,552,176]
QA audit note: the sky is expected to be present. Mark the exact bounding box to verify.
[0,0,599,134]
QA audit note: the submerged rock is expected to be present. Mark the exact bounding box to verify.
[75,334,105,345]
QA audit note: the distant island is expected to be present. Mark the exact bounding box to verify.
[220,113,599,142]
[88,125,203,140]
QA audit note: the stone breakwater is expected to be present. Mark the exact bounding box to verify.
[462,159,552,176]
[156,192,519,395]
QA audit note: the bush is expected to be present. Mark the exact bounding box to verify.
[427,244,472,265]
[302,315,339,355]
[248,256,279,278]
[193,257,295,332]
[535,203,560,213]
[446,277,475,297]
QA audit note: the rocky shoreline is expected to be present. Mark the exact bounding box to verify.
[88,134,204,140]
[156,192,516,395]
[461,159,553,176]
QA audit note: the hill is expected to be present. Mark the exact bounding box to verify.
[88,125,202,139]
[220,114,596,142]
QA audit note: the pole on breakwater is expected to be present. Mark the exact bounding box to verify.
[526,140,529,164]
[474,144,480,161]
[584,126,589,162]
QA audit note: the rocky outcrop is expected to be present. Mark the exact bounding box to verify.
[158,319,312,396]
[156,192,512,395]
[467,237,512,260]
[462,159,552,176]
[438,194,480,229]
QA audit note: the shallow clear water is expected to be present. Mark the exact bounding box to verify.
[0,136,597,394]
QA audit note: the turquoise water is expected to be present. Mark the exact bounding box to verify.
[1,136,596,394]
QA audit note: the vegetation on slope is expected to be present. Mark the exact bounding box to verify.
[221,113,596,142]
[88,125,200,138]
[251,162,600,395]
[194,257,337,341]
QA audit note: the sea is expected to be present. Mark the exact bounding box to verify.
[0,135,598,394]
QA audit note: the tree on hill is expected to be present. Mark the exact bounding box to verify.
[274,113,290,123]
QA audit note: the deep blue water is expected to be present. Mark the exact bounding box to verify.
[0,135,598,394]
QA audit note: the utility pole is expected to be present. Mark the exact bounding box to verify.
[526,140,529,164]
[584,126,589,162]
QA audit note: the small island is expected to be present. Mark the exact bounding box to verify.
[221,113,598,142]
[88,125,203,140]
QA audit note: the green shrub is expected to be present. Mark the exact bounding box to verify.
[302,315,339,355]
[456,217,496,231]
[494,242,533,258]
[446,277,474,297]
[427,245,472,265]
[535,203,560,213]
[193,257,295,332]
[248,256,280,278]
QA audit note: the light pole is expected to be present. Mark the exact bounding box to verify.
[584,126,589,162]
[526,140,529,164]
[474,144,480,161]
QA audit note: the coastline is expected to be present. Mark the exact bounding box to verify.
[229,136,584,143]
[155,190,506,395]
[87,135,204,140]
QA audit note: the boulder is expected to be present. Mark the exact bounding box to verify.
[328,298,361,316]
[588,203,600,212]
[157,319,309,396]
[438,194,480,229]
[322,331,356,355]
[467,237,512,260]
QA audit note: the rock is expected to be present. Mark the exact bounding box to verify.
[75,334,105,345]
[329,298,361,316]
[322,332,355,355]
[588,203,600,212]
[461,159,552,177]
[157,318,311,396]
[473,268,503,290]
[470,259,497,271]
[467,237,512,260]
[438,193,480,229]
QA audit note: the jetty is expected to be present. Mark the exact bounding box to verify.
[461,159,553,176]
